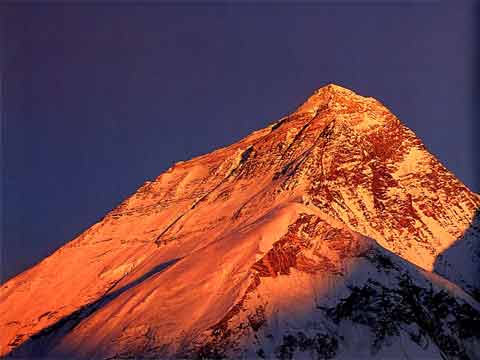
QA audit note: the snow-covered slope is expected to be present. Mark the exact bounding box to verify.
[1,84,479,359]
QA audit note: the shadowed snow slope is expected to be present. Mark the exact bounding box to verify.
[1,84,479,359]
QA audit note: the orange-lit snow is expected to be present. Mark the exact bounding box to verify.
[1,84,479,359]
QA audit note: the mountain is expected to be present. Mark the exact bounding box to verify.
[1,84,479,359]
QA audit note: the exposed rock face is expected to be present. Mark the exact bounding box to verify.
[1,84,479,359]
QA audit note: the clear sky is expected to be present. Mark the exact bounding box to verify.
[2,1,478,282]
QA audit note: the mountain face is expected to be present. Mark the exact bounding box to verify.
[1,84,479,359]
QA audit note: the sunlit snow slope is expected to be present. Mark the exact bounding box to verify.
[1,84,479,359]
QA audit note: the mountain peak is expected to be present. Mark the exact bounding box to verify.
[296,83,365,114]
[1,85,479,359]
[319,83,355,94]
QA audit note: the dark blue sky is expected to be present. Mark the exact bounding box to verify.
[2,2,478,282]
